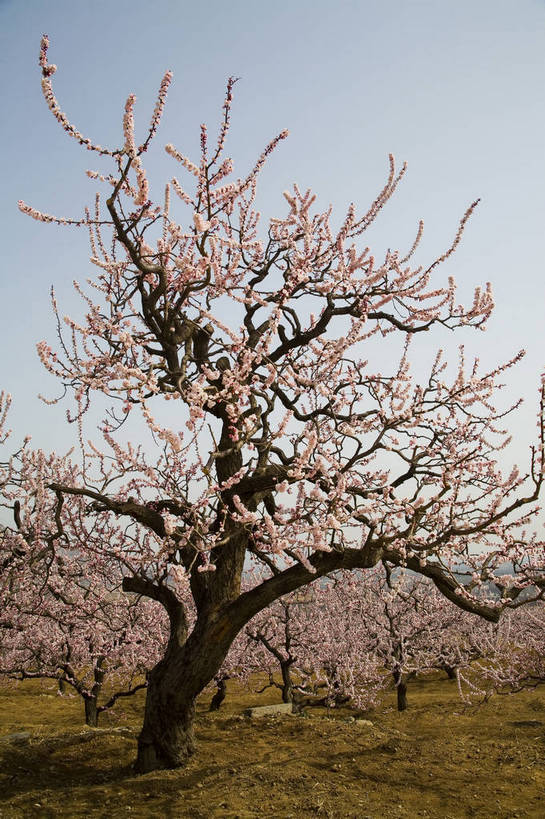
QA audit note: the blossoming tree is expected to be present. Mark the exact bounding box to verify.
[17,36,545,771]
[0,394,168,725]
[0,582,166,727]
[455,602,545,702]
[347,565,489,711]
[228,569,489,714]
[243,588,317,705]
[283,575,387,711]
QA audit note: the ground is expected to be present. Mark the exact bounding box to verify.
[0,673,543,818]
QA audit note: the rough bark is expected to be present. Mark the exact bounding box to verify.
[136,680,196,772]
[84,695,99,727]
[82,657,106,726]
[280,661,293,703]
[134,612,239,773]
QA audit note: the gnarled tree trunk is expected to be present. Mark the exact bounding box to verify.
[136,679,196,772]
[83,656,106,727]
[280,660,294,703]
[134,613,237,773]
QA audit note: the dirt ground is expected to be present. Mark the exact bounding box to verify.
[0,673,544,818]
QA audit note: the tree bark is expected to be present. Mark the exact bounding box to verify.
[209,676,228,711]
[280,661,293,703]
[84,695,99,727]
[82,657,106,727]
[134,613,238,773]
[136,683,196,772]
[393,670,408,711]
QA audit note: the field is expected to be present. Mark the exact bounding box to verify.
[0,674,544,818]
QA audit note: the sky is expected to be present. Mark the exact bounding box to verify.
[0,0,544,468]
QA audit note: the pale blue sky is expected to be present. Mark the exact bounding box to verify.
[1,0,544,463]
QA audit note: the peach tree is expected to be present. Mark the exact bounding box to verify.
[16,36,545,772]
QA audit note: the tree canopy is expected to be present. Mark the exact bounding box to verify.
[7,35,545,771]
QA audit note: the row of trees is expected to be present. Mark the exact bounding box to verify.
[214,568,545,713]
[2,442,543,726]
[3,35,545,771]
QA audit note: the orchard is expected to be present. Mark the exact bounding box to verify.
[2,33,545,797]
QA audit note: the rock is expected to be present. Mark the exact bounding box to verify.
[0,732,31,744]
[243,703,295,718]
[354,719,374,727]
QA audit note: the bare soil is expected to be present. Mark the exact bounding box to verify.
[0,673,544,818]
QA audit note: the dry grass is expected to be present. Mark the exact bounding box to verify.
[0,673,544,818]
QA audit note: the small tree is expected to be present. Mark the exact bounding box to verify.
[1,594,165,727]
[361,565,483,710]
[0,568,167,727]
[245,592,313,704]
[16,37,545,771]
[292,576,387,710]
[0,400,168,726]
[456,603,545,702]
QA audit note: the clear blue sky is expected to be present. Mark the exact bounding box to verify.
[1,0,544,463]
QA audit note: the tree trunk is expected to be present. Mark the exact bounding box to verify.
[396,681,408,711]
[134,614,238,773]
[209,676,228,711]
[444,665,457,680]
[82,656,106,727]
[280,661,293,703]
[136,684,196,773]
[393,670,408,711]
[84,695,99,727]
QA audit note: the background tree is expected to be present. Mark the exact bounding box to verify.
[289,575,387,710]
[0,587,166,727]
[0,400,168,726]
[244,590,314,705]
[349,565,487,710]
[454,602,545,702]
[15,36,545,772]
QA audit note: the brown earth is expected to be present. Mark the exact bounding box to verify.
[0,673,544,818]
